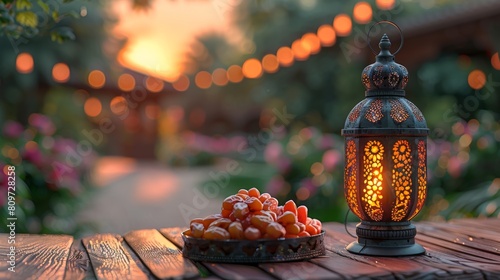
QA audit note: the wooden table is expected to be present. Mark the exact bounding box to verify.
[1,218,499,279]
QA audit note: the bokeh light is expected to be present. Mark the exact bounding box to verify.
[242,58,263,79]
[195,71,212,88]
[376,0,395,10]
[491,52,500,70]
[301,33,321,54]
[145,76,164,92]
[118,73,136,91]
[88,70,106,89]
[227,65,244,83]
[276,46,294,67]
[172,75,190,91]
[296,187,310,201]
[110,96,128,115]
[292,39,310,61]
[84,97,102,117]
[262,54,279,73]
[317,25,336,46]
[16,52,34,74]
[333,14,352,37]
[212,68,229,86]
[353,2,373,24]
[310,162,325,176]
[468,69,486,90]
[145,104,160,120]
[52,63,70,83]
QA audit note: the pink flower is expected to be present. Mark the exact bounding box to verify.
[322,149,341,172]
[22,148,44,167]
[3,121,24,138]
[0,165,6,207]
[266,175,286,196]
[264,142,282,164]
[318,135,335,150]
[52,138,77,154]
[301,178,316,193]
[276,157,292,174]
[447,157,462,178]
[28,114,55,136]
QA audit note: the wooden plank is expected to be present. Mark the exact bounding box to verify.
[64,239,96,280]
[417,245,500,279]
[0,234,73,280]
[417,223,500,258]
[451,218,500,233]
[124,229,199,279]
[159,227,185,248]
[421,221,500,243]
[160,228,276,280]
[323,222,483,279]
[259,261,343,280]
[311,251,394,279]
[82,234,151,280]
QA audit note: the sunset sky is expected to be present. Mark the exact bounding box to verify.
[111,0,238,81]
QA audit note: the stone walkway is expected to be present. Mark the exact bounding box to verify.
[77,157,223,235]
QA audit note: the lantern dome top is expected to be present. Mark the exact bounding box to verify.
[362,34,408,94]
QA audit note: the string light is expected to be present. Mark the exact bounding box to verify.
[242,58,263,79]
[173,75,190,91]
[16,53,34,74]
[276,46,294,67]
[50,2,402,92]
[88,70,106,89]
[118,73,136,91]
[333,14,352,36]
[353,2,373,24]
[317,25,337,46]
[52,63,70,83]
[468,69,486,90]
[195,71,212,88]
[212,68,229,86]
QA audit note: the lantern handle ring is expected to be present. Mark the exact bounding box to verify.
[367,20,404,55]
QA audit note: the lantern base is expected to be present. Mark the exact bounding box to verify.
[346,221,425,256]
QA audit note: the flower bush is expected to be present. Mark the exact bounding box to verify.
[424,113,500,220]
[204,127,348,222]
[0,114,96,234]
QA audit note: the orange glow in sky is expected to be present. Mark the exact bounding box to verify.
[112,0,233,82]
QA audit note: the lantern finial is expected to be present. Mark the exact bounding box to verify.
[361,34,408,93]
[378,34,392,55]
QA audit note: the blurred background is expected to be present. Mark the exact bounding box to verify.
[1,0,499,237]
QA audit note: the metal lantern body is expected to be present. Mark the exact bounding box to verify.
[341,34,428,256]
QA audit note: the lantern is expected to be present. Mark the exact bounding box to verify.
[341,29,428,256]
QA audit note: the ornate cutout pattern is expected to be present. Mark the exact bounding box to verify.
[399,65,409,88]
[345,140,361,218]
[391,140,412,221]
[372,65,384,87]
[348,100,367,123]
[390,99,409,123]
[365,99,384,123]
[362,140,384,221]
[410,140,427,219]
[408,101,424,122]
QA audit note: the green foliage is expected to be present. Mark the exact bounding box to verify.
[0,0,77,42]
[15,11,37,27]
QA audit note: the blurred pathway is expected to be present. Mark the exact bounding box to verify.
[76,157,222,235]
